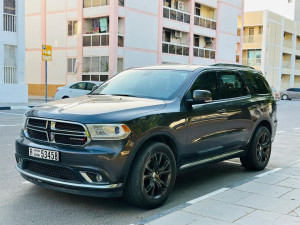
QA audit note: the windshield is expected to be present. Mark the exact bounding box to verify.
[91,69,191,100]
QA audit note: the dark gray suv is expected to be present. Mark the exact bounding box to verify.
[15,64,277,208]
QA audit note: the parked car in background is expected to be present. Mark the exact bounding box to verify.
[271,86,280,101]
[280,88,300,100]
[54,81,103,100]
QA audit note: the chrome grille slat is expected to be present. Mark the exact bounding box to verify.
[25,118,89,146]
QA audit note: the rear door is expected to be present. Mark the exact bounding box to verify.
[218,70,252,151]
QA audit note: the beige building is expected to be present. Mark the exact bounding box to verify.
[243,10,300,90]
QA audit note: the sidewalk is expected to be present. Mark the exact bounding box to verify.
[0,97,54,110]
[136,161,300,225]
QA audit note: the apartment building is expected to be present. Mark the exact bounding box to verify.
[0,0,27,103]
[25,0,244,97]
[243,10,300,90]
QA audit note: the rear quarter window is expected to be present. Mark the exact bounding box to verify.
[243,71,270,95]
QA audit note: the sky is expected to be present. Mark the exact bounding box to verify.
[244,0,295,20]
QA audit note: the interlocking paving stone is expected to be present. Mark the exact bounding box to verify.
[148,211,201,225]
[236,193,300,214]
[234,181,292,197]
[276,178,300,189]
[233,210,282,225]
[211,189,250,204]
[278,167,300,177]
[182,199,254,223]
[254,173,289,185]
[273,215,300,225]
[281,189,300,202]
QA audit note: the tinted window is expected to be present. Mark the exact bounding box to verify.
[92,70,191,100]
[219,71,248,99]
[287,88,295,91]
[70,82,86,90]
[243,71,270,94]
[86,83,96,91]
[190,72,219,100]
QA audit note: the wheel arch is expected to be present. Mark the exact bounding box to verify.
[122,132,180,184]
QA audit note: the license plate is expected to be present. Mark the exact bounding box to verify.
[29,147,59,161]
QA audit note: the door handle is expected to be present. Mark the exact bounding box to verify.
[217,109,226,114]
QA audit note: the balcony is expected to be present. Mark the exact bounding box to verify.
[83,33,109,47]
[242,58,261,67]
[194,15,216,30]
[3,13,16,32]
[162,41,189,56]
[83,0,109,8]
[243,35,262,44]
[4,66,17,84]
[282,60,292,69]
[283,40,293,49]
[193,47,215,59]
[295,63,300,70]
[163,6,190,24]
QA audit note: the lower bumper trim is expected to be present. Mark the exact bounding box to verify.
[16,165,122,190]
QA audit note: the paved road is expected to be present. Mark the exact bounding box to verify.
[0,100,300,225]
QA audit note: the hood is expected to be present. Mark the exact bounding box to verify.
[27,95,166,124]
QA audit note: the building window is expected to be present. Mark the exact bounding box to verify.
[118,0,125,7]
[82,56,109,82]
[3,0,16,32]
[67,58,77,74]
[4,45,17,84]
[249,27,254,35]
[117,58,124,73]
[195,3,201,16]
[258,27,263,35]
[83,0,110,8]
[68,21,78,36]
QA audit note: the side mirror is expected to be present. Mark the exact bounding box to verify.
[187,90,213,105]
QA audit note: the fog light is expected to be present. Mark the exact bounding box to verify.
[17,157,23,167]
[96,174,103,182]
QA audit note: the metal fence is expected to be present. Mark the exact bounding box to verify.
[4,66,17,84]
[3,13,16,32]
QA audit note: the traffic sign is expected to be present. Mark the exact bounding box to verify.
[42,45,52,61]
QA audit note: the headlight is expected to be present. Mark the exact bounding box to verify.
[86,124,131,140]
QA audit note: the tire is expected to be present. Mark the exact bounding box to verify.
[282,94,289,100]
[240,126,271,171]
[124,142,176,209]
[62,96,69,99]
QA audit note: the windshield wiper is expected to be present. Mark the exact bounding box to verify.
[111,94,137,97]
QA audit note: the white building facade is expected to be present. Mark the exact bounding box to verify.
[0,0,27,103]
[25,0,244,97]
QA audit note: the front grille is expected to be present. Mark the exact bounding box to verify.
[27,129,48,141]
[26,118,88,146]
[54,134,87,146]
[25,160,80,182]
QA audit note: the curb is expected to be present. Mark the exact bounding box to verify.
[0,106,35,110]
[134,167,282,225]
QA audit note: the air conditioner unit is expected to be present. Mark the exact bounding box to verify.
[205,37,213,43]
[177,1,185,11]
[174,31,182,38]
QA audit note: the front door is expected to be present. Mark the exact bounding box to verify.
[184,71,228,165]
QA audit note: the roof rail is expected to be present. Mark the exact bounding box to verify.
[211,63,255,70]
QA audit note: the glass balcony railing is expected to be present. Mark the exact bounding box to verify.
[193,47,215,59]
[162,42,189,56]
[242,58,261,67]
[83,33,109,47]
[282,60,292,69]
[243,35,262,44]
[163,6,190,24]
[194,15,216,30]
[283,40,293,49]
[297,43,300,51]
[295,63,300,70]
[83,0,110,8]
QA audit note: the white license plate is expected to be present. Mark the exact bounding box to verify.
[29,147,59,161]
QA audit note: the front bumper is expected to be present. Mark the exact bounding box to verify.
[16,165,123,197]
[15,135,130,197]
